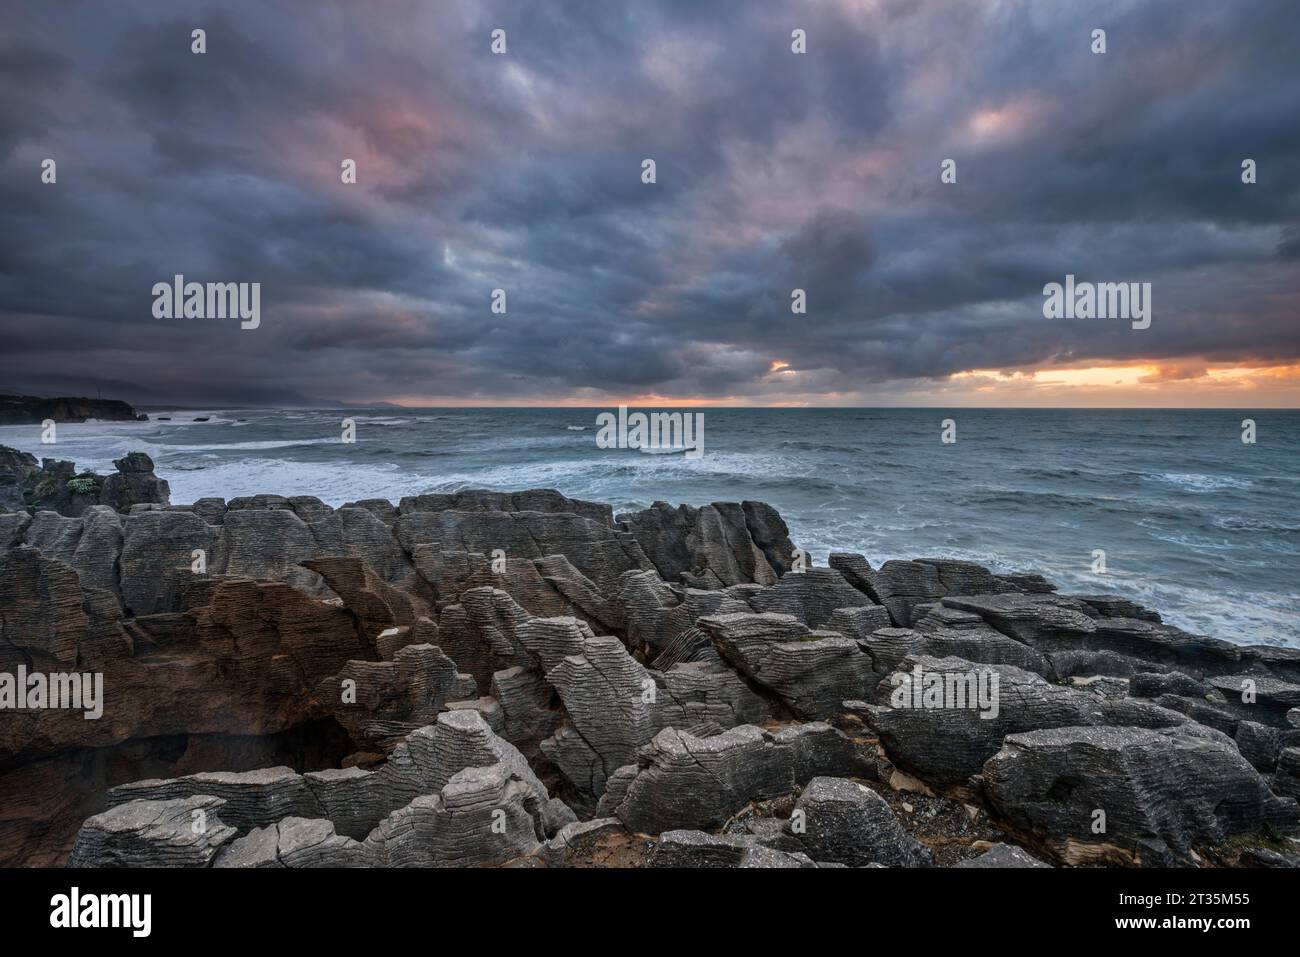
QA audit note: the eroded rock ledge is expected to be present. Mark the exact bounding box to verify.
[2,458,1298,868]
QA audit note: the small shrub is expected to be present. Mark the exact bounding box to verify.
[67,475,100,495]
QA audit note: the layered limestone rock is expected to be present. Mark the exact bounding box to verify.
[394,508,653,595]
[744,567,880,628]
[596,723,873,834]
[72,710,562,868]
[107,767,323,832]
[982,725,1299,866]
[954,843,1051,868]
[650,829,821,868]
[361,761,546,867]
[305,709,552,840]
[214,817,374,868]
[539,633,779,801]
[9,469,1300,868]
[698,612,876,719]
[617,570,754,663]
[851,656,1190,787]
[827,553,1048,627]
[317,644,477,751]
[618,500,796,587]
[786,777,933,867]
[69,796,237,868]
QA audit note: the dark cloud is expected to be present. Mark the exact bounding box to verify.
[1,0,1298,405]
[1279,226,1300,261]
[780,208,876,310]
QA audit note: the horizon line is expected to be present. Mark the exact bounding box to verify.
[126,403,1300,412]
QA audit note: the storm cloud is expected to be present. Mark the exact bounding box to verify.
[1,0,1297,405]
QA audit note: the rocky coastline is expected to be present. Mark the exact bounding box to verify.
[0,393,148,425]
[0,446,170,516]
[1,447,1297,869]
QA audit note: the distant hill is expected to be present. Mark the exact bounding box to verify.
[0,393,148,424]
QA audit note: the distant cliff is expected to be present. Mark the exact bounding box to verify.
[0,393,148,424]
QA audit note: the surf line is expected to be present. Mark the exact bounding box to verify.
[595,405,705,459]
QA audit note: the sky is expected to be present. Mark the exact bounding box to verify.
[1,0,1298,408]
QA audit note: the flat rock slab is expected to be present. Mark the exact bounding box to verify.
[599,722,872,834]
[788,777,933,867]
[983,724,1299,866]
[953,843,1051,868]
[69,796,237,868]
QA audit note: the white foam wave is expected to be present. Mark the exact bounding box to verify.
[636,445,690,455]
[165,457,411,506]
[139,437,346,452]
[1153,472,1253,492]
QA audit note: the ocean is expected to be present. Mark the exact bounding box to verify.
[3,407,1296,647]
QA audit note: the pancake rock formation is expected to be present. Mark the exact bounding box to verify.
[1,449,1297,868]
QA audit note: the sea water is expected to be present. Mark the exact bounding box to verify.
[4,407,1295,646]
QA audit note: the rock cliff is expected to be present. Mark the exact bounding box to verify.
[0,393,148,425]
[2,451,1297,868]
